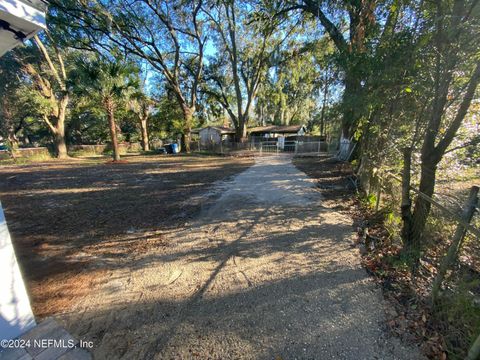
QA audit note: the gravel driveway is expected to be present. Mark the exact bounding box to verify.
[60,155,421,359]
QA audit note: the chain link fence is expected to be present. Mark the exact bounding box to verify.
[190,139,338,157]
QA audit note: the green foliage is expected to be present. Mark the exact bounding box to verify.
[148,94,186,140]
[384,211,402,240]
[71,56,139,104]
[435,278,480,360]
[358,192,377,209]
[0,52,39,145]
[255,38,327,126]
[67,96,109,144]
[0,152,53,165]
[366,193,377,209]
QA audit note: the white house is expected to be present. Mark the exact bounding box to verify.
[193,126,236,146]
[0,0,46,342]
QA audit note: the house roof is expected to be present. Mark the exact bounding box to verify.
[0,0,47,57]
[18,0,48,12]
[191,126,236,135]
[248,125,305,134]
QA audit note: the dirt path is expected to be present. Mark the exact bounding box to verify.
[60,155,420,359]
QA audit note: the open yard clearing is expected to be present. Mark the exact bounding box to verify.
[1,154,421,359]
[0,154,252,319]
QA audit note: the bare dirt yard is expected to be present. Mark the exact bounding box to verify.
[0,154,252,319]
[0,154,422,359]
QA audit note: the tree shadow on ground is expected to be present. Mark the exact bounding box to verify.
[0,155,252,317]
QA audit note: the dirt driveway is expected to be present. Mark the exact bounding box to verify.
[55,155,420,359]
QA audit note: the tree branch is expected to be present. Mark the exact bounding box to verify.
[435,61,480,158]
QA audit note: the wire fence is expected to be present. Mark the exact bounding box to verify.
[194,136,480,356]
[190,139,338,156]
[360,158,480,359]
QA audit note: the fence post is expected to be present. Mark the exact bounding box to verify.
[431,185,479,304]
[317,140,321,155]
[375,176,382,212]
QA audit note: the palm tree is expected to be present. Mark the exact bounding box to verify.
[73,57,138,161]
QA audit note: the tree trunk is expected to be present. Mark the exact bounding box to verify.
[54,132,68,159]
[181,105,194,153]
[105,98,120,161]
[54,100,69,159]
[41,97,69,159]
[320,74,329,137]
[403,159,437,267]
[181,132,191,153]
[43,117,68,159]
[401,147,413,245]
[7,133,19,149]
[29,35,70,159]
[341,72,362,139]
[139,117,149,151]
[1,98,18,149]
[4,122,19,150]
[401,62,480,267]
[235,117,248,142]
